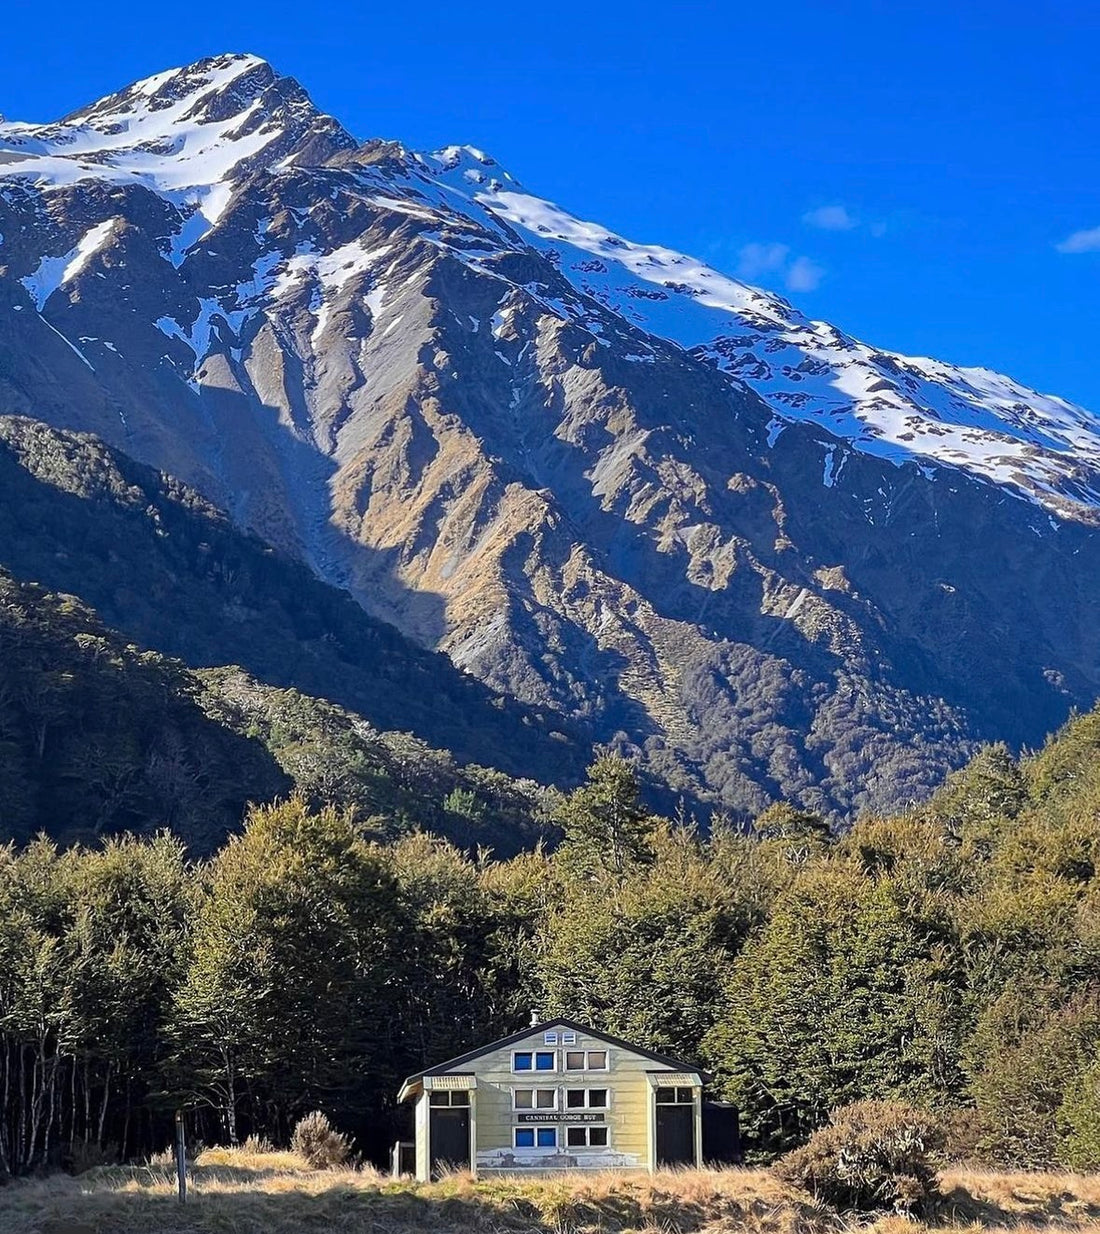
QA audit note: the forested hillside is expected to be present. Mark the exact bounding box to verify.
[5,714,1100,1179]
[0,570,552,854]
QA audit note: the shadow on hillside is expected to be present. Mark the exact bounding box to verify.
[0,572,291,853]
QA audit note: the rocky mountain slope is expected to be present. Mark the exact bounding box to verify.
[2,54,1098,818]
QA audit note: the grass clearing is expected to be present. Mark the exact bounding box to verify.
[3,1150,1100,1234]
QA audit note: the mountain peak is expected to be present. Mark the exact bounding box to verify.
[63,53,275,127]
[0,52,357,206]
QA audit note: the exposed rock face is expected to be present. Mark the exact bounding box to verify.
[1,54,1098,818]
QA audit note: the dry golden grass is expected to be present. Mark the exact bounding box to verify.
[3,1150,1100,1234]
[937,1167,1100,1225]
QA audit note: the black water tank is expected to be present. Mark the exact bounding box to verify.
[702,1101,741,1165]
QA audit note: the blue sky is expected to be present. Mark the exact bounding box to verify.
[4,0,1098,407]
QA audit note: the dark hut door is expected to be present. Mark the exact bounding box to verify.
[655,1086,695,1167]
[429,1091,470,1175]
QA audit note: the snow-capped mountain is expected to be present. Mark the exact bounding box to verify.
[2,53,1098,819]
[4,56,1096,518]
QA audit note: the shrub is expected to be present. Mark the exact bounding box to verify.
[241,1133,275,1154]
[775,1100,944,1214]
[290,1110,353,1169]
[65,1140,121,1175]
[1059,1060,1100,1171]
[940,1106,992,1167]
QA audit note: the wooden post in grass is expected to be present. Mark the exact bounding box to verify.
[174,1109,187,1203]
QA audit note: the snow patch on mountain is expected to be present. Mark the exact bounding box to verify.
[20,219,117,309]
[0,56,272,202]
[0,54,353,269]
[268,240,393,343]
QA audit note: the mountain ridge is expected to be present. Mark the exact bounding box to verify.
[4,50,1097,519]
[1,55,1098,819]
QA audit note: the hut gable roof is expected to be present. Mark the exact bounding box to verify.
[397,1017,705,1102]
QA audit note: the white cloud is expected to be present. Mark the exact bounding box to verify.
[737,242,790,279]
[736,243,825,294]
[786,256,825,292]
[803,204,857,231]
[1056,226,1100,254]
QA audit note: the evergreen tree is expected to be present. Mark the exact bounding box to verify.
[170,799,401,1142]
[704,865,967,1156]
[537,824,755,1057]
[553,756,655,879]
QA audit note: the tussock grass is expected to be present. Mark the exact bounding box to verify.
[936,1167,1100,1225]
[3,1150,1100,1234]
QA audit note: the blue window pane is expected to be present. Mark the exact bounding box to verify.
[536,1128,557,1147]
[515,1128,535,1147]
[535,1052,554,1070]
[514,1053,533,1071]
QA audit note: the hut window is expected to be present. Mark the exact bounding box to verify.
[566,1125,609,1148]
[514,1088,556,1109]
[513,1050,556,1072]
[514,1128,535,1148]
[565,1050,609,1071]
[428,1090,469,1106]
[565,1088,609,1108]
[655,1086,695,1105]
[536,1127,557,1147]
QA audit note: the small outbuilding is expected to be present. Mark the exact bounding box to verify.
[396,1017,732,1179]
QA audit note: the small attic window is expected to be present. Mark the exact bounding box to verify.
[429,1090,469,1107]
[544,1031,558,1044]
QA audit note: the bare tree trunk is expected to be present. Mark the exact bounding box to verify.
[83,1057,91,1144]
[0,1040,11,1178]
[223,1050,239,1147]
[16,1047,27,1173]
[122,1074,132,1159]
[97,1063,112,1148]
[42,1052,59,1167]
[69,1060,76,1150]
